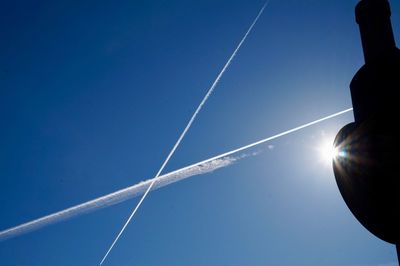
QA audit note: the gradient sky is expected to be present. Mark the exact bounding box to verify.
[1,0,399,265]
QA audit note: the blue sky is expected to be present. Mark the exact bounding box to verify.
[1,0,399,265]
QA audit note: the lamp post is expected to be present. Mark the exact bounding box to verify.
[333,0,399,263]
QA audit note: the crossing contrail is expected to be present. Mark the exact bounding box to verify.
[99,1,271,264]
[0,107,353,243]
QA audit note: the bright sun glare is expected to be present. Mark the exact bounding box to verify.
[318,138,339,165]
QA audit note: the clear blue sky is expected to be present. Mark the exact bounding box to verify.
[1,0,399,265]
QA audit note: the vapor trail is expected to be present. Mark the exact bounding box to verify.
[0,156,239,242]
[99,1,271,264]
[0,107,353,243]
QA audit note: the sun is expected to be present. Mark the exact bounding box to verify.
[317,138,339,165]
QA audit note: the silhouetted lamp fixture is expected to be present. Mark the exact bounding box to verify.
[333,0,399,262]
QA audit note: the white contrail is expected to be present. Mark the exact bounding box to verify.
[99,1,271,264]
[0,107,353,243]
[0,156,240,242]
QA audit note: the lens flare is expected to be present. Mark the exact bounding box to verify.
[318,138,339,165]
